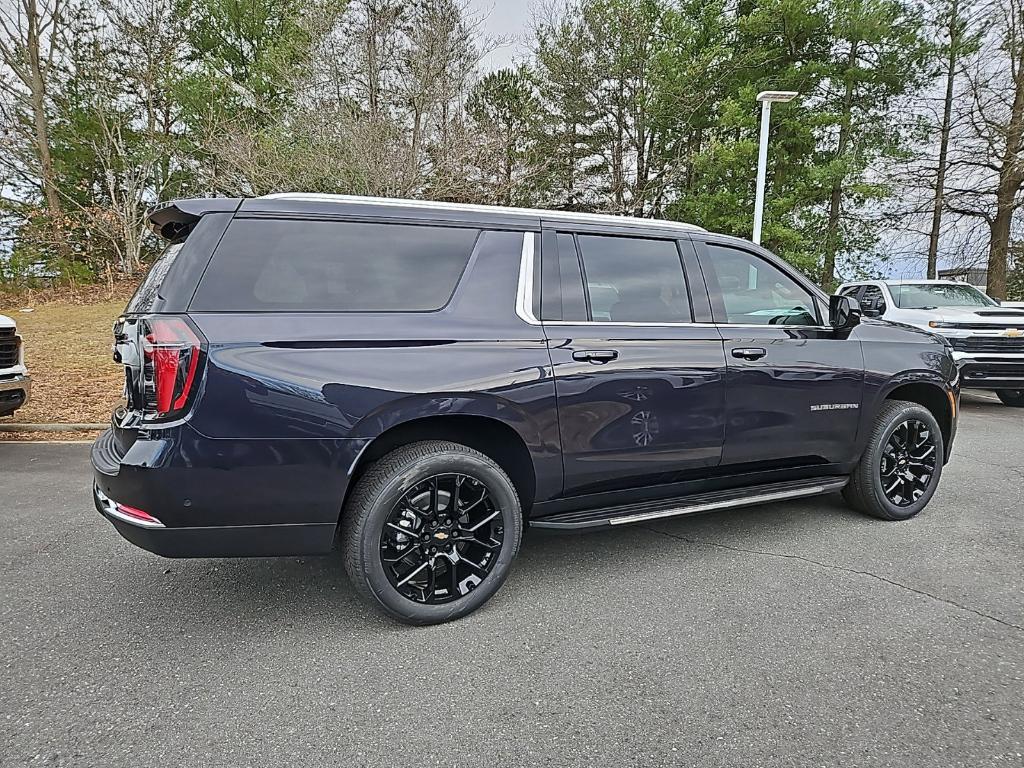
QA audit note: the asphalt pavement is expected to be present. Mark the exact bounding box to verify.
[2,392,1022,767]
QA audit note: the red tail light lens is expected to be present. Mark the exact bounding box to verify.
[141,316,204,420]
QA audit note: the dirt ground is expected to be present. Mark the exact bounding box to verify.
[1,282,136,439]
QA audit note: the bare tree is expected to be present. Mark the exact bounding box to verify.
[926,0,965,279]
[0,0,67,226]
[946,0,1024,299]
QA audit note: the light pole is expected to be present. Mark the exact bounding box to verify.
[752,90,799,245]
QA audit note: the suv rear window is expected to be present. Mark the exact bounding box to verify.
[125,243,183,314]
[190,219,479,312]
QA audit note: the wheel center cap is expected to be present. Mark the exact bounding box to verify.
[433,531,450,541]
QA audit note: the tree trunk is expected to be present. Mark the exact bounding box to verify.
[986,39,1024,300]
[822,41,859,291]
[987,207,1012,300]
[25,0,64,225]
[927,0,960,281]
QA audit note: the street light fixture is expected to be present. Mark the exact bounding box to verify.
[752,90,799,245]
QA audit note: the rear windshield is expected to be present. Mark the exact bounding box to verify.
[190,219,479,312]
[125,243,183,314]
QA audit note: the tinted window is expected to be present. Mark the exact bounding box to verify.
[191,219,478,311]
[702,244,818,325]
[557,233,588,322]
[126,243,182,313]
[577,235,691,323]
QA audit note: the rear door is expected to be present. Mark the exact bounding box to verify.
[694,237,864,468]
[542,229,727,498]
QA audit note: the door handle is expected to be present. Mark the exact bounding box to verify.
[573,349,619,364]
[731,347,767,361]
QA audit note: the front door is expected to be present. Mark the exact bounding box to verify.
[694,239,864,468]
[543,230,727,497]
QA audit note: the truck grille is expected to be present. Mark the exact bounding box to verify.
[949,336,1024,354]
[0,327,20,368]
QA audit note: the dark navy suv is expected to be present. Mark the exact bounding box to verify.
[92,194,960,624]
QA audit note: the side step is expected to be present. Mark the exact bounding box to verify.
[530,477,848,530]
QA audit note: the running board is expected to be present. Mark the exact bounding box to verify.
[529,477,849,530]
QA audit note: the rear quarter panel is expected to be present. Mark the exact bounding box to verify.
[184,230,560,521]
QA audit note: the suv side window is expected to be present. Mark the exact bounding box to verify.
[701,243,819,326]
[576,235,692,323]
[541,233,588,322]
[191,219,478,312]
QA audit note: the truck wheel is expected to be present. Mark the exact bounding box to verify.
[843,400,944,521]
[341,441,522,625]
[996,389,1024,407]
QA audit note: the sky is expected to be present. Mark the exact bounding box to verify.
[469,0,549,71]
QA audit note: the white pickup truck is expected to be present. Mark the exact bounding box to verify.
[0,313,31,417]
[836,279,1024,407]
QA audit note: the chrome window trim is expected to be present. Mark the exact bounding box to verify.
[515,238,834,331]
[515,232,540,324]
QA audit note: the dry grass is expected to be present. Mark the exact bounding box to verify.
[0,430,102,442]
[1,284,136,438]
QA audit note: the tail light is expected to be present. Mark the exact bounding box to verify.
[140,316,205,420]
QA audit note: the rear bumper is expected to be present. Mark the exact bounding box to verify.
[91,425,365,558]
[94,483,335,557]
[0,373,30,414]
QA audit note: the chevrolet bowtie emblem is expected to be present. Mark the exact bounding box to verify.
[1005,328,1022,338]
[433,531,450,541]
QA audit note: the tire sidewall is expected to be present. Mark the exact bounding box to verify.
[865,403,944,520]
[997,389,1024,407]
[357,450,521,624]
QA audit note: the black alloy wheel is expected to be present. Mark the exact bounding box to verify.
[879,418,938,507]
[843,399,945,521]
[380,473,505,604]
[342,441,522,625]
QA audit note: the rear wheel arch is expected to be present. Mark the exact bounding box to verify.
[343,415,538,519]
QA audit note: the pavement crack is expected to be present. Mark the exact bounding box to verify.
[643,525,1024,634]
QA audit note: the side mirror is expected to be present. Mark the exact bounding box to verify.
[829,294,862,332]
[860,297,883,317]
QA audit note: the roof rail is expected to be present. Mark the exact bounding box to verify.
[260,192,704,232]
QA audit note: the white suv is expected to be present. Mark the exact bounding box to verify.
[0,313,31,417]
[836,279,1024,407]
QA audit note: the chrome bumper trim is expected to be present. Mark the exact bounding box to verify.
[0,373,31,399]
[94,485,165,529]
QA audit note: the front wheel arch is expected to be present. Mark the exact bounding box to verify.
[877,381,954,460]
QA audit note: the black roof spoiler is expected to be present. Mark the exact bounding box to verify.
[147,198,242,242]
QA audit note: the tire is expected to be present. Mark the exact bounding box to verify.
[843,399,944,521]
[996,389,1024,407]
[341,440,523,625]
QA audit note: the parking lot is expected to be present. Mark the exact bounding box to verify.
[1,392,1022,767]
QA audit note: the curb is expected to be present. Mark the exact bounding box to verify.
[0,423,105,432]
